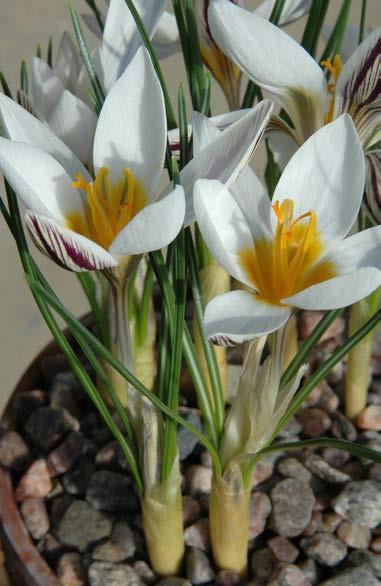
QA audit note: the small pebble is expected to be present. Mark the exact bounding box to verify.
[15,459,52,501]
[297,559,319,585]
[186,547,215,584]
[92,540,131,563]
[321,512,342,533]
[87,471,137,512]
[133,560,157,585]
[0,431,30,470]
[330,412,357,441]
[337,520,371,549]
[300,533,347,567]
[297,408,331,438]
[250,547,277,582]
[267,536,299,563]
[357,405,381,430]
[11,390,45,427]
[186,466,213,495]
[252,455,276,487]
[270,478,315,537]
[55,500,112,552]
[156,579,191,586]
[332,480,381,528]
[182,495,201,527]
[25,406,79,451]
[322,448,349,469]
[304,453,350,484]
[63,457,95,495]
[184,519,210,552]
[216,570,241,585]
[319,565,379,585]
[57,552,86,586]
[370,537,381,553]
[48,432,87,476]
[277,458,312,483]
[249,492,272,540]
[299,312,345,342]
[50,378,81,419]
[95,441,121,469]
[177,409,202,460]
[88,562,144,586]
[20,498,50,540]
[268,564,311,586]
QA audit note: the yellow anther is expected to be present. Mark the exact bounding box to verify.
[239,198,336,305]
[66,167,147,250]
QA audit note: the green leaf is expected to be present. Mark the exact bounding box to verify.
[320,0,352,63]
[47,37,53,69]
[0,71,13,99]
[20,61,28,95]
[301,0,330,57]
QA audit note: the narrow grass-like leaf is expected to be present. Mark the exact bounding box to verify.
[320,0,352,63]
[70,4,105,114]
[301,0,330,57]
[47,37,53,68]
[85,0,104,33]
[0,72,13,99]
[20,61,28,95]
[178,84,189,169]
[359,0,367,44]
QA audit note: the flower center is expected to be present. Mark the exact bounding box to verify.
[239,198,336,305]
[67,167,147,250]
[320,54,343,124]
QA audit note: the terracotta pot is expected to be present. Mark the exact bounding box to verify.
[0,320,92,586]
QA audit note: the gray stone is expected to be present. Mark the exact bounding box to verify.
[55,500,112,552]
[89,562,144,586]
[87,471,138,512]
[133,560,157,585]
[297,559,319,585]
[278,458,312,483]
[184,519,210,552]
[0,431,30,470]
[215,570,241,585]
[304,453,350,484]
[267,536,299,563]
[12,390,45,427]
[63,457,95,495]
[50,378,81,419]
[95,442,121,469]
[57,552,86,586]
[249,492,272,540]
[297,408,331,438]
[322,448,350,469]
[270,478,315,537]
[92,540,132,563]
[300,533,347,567]
[332,481,381,528]
[319,565,378,585]
[251,548,277,583]
[48,432,87,476]
[183,495,201,527]
[330,412,357,441]
[25,407,79,450]
[186,547,215,584]
[20,497,50,540]
[177,409,201,460]
[111,521,136,557]
[268,565,311,586]
[349,550,381,577]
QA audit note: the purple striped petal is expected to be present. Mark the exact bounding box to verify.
[335,28,381,150]
[364,150,381,224]
[26,213,118,272]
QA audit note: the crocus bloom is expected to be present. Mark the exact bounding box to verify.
[196,0,312,109]
[0,48,184,274]
[194,115,381,345]
[0,47,272,274]
[208,0,381,221]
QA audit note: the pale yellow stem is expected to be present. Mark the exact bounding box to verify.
[141,486,185,576]
[209,474,251,575]
[193,262,230,401]
[345,299,376,420]
[282,314,298,372]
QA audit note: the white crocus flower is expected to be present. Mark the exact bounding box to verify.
[0,47,273,274]
[31,33,97,165]
[208,0,381,219]
[196,0,312,109]
[194,115,381,345]
[0,48,184,274]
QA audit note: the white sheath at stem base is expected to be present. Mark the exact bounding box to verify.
[209,474,251,575]
[141,486,185,576]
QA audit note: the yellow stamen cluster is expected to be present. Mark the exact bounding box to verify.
[320,54,343,124]
[239,199,336,305]
[67,167,147,250]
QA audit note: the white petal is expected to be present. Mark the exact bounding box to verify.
[273,115,365,242]
[55,32,81,93]
[100,0,167,91]
[153,11,181,59]
[335,27,381,150]
[194,179,254,286]
[180,100,273,225]
[284,268,381,310]
[204,290,291,345]
[0,139,84,221]
[255,0,312,26]
[208,0,326,141]
[267,128,298,171]
[93,47,166,198]
[47,89,97,165]
[329,225,381,273]
[32,57,64,119]
[109,185,185,256]
[26,212,117,272]
[0,93,91,181]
